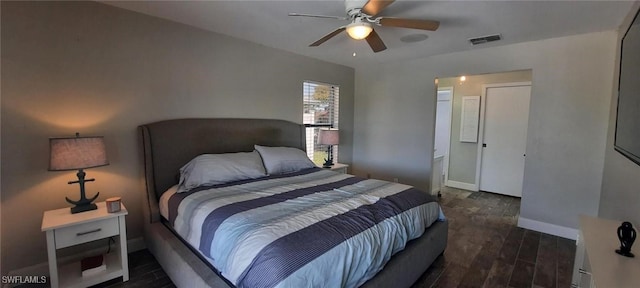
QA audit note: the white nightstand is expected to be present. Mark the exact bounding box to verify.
[325,163,349,174]
[41,202,129,288]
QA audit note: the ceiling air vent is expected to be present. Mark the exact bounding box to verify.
[469,34,502,45]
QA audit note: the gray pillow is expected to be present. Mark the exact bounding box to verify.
[254,145,316,175]
[177,151,267,193]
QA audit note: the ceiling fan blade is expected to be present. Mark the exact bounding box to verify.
[362,0,395,17]
[379,17,440,31]
[365,29,387,53]
[310,27,346,47]
[288,13,348,20]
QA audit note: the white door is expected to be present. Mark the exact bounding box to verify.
[479,85,531,197]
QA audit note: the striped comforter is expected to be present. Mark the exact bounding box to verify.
[166,167,444,288]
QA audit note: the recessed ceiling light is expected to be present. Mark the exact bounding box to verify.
[352,52,357,57]
[400,34,428,43]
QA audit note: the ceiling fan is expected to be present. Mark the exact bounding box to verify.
[289,0,440,53]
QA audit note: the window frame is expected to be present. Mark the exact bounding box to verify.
[302,80,340,165]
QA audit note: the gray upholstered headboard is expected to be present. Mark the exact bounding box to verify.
[139,118,305,222]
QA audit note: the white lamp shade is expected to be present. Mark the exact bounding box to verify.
[49,136,109,171]
[318,129,340,145]
[346,23,373,40]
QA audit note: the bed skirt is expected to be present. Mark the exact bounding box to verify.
[143,217,447,288]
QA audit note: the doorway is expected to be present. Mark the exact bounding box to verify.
[434,87,453,182]
[434,70,532,197]
[477,83,531,197]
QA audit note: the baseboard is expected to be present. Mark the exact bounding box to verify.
[128,236,146,252]
[4,237,145,288]
[517,217,578,240]
[445,180,478,192]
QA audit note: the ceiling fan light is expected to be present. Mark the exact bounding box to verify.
[346,23,373,40]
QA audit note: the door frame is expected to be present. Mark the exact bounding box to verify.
[475,82,532,191]
[435,86,454,186]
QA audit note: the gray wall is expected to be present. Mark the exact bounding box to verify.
[599,2,640,226]
[0,1,354,274]
[438,71,532,185]
[353,31,616,231]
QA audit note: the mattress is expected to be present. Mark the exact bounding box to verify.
[161,167,444,288]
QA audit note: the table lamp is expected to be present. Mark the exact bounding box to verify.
[49,133,108,214]
[318,129,339,168]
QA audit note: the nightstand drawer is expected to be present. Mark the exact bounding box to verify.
[55,218,119,248]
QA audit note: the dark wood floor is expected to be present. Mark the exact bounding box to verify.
[411,187,576,288]
[76,187,574,288]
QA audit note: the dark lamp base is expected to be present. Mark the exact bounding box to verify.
[66,169,100,214]
[70,203,97,214]
[615,249,635,258]
[322,145,335,169]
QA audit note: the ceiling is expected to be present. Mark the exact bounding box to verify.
[103,0,635,68]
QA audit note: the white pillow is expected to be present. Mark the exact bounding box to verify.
[177,151,266,193]
[254,145,316,175]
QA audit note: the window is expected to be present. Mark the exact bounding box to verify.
[303,81,339,166]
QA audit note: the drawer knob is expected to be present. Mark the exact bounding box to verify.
[76,228,102,236]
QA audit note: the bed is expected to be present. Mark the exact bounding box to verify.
[139,118,448,288]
